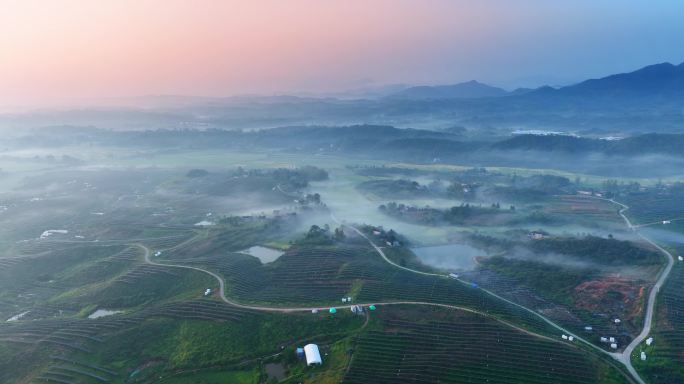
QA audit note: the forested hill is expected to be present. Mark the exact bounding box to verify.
[493,133,684,156]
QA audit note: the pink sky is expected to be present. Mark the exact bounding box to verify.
[1,0,682,106]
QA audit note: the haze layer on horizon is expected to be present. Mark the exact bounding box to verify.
[1,0,683,107]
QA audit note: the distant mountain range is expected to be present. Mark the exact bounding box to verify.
[2,61,683,134]
[523,62,684,101]
[386,61,684,102]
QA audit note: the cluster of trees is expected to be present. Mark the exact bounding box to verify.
[379,201,510,226]
[300,193,322,205]
[482,256,593,305]
[299,224,345,245]
[357,179,431,198]
[445,171,573,202]
[530,235,661,265]
[198,166,328,197]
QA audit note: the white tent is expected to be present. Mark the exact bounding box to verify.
[304,344,322,366]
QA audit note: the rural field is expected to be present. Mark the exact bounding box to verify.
[1,143,682,384]
[2,3,684,382]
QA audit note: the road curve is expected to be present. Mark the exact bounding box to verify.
[335,199,674,384]
[140,196,671,384]
[609,199,675,383]
[333,214,617,359]
[139,243,562,344]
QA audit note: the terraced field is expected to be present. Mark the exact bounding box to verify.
[343,306,629,384]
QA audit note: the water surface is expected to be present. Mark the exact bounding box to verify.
[412,243,487,271]
[240,246,284,263]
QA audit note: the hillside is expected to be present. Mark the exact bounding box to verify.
[389,80,509,99]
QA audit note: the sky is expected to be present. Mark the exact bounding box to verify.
[1,0,683,107]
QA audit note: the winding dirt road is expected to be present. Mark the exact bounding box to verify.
[140,242,562,343]
[335,199,675,384]
[607,199,675,383]
[139,196,673,384]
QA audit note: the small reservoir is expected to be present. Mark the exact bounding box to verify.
[240,246,284,264]
[412,243,487,271]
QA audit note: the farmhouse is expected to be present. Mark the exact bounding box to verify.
[304,344,322,366]
[528,231,546,240]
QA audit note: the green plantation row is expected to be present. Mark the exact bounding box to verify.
[342,306,628,384]
[633,242,684,383]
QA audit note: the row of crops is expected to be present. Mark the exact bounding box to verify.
[459,268,633,351]
[548,196,623,223]
[343,307,628,384]
[634,242,684,383]
[2,296,252,383]
[621,192,684,225]
[172,243,570,338]
[34,356,119,384]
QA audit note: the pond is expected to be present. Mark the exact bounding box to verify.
[88,309,123,319]
[411,243,487,271]
[239,246,284,264]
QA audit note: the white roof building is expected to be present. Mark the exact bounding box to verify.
[610,343,618,349]
[641,352,647,361]
[304,344,322,366]
[646,337,653,346]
